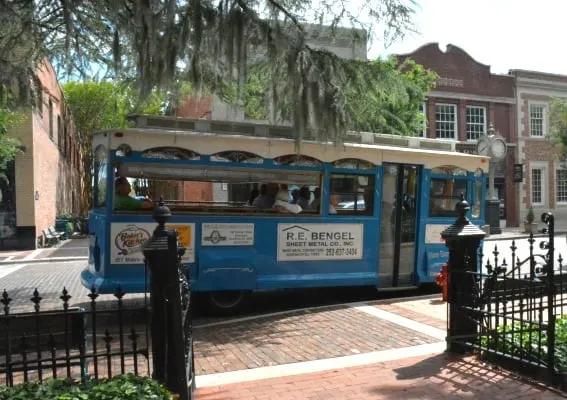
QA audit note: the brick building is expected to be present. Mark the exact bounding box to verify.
[1,60,83,249]
[509,70,567,226]
[396,43,519,227]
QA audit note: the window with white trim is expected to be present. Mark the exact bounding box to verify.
[418,102,427,137]
[557,169,567,203]
[466,106,486,141]
[435,104,457,139]
[531,168,544,205]
[530,105,546,137]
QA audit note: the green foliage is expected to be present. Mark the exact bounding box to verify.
[549,98,567,162]
[480,315,567,374]
[0,374,174,400]
[0,88,23,182]
[216,56,436,136]
[0,0,418,147]
[345,57,436,135]
[526,207,535,223]
[62,80,166,214]
[62,81,166,137]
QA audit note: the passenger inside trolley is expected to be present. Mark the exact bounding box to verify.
[310,187,321,211]
[114,177,154,211]
[274,189,302,214]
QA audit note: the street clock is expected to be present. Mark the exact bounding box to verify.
[476,136,490,156]
[490,136,507,161]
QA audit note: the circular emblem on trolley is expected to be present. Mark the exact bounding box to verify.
[210,230,221,244]
[204,230,227,244]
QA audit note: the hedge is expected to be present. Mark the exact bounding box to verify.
[0,374,174,400]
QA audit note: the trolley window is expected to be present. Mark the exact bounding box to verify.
[471,179,483,219]
[114,162,322,215]
[329,174,375,216]
[94,145,108,208]
[429,177,467,218]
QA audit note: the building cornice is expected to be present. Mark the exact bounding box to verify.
[516,78,567,93]
[428,91,516,104]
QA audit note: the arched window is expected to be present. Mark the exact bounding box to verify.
[431,165,468,176]
[141,147,200,160]
[331,158,375,170]
[273,154,322,167]
[210,151,264,164]
[115,144,133,157]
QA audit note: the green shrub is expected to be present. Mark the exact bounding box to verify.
[481,314,567,373]
[526,207,535,223]
[0,374,174,400]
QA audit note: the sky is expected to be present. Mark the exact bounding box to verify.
[368,0,567,75]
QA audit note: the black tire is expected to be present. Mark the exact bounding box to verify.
[205,290,250,316]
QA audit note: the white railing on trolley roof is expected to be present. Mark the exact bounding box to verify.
[126,114,458,153]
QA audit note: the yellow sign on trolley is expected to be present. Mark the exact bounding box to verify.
[166,224,193,249]
[110,222,195,264]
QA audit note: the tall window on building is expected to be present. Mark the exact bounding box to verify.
[466,106,486,141]
[36,84,43,117]
[531,168,543,205]
[530,105,545,137]
[48,99,54,140]
[57,116,63,150]
[557,169,567,203]
[435,104,457,139]
[417,102,427,137]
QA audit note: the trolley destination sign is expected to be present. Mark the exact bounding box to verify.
[277,223,364,261]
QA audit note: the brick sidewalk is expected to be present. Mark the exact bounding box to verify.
[194,305,438,374]
[196,352,566,400]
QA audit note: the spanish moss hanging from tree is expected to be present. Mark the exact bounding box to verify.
[0,0,423,146]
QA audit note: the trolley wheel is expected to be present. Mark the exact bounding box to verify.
[205,290,250,315]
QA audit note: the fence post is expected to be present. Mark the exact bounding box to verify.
[441,193,486,354]
[541,212,556,377]
[143,199,195,400]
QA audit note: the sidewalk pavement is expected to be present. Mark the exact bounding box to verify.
[0,238,88,264]
[196,352,564,400]
[484,227,567,242]
[194,295,567,399]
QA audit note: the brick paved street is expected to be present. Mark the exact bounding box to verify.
[196,353,566,400]
[194,305,438,374]
[0,261,146,313]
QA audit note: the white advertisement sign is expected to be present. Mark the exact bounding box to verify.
[111,223,195,264]
[277,223,363,261]
[425,224,450,244]
[201,223,255,246]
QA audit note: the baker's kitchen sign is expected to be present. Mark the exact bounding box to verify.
[110,223,195,264]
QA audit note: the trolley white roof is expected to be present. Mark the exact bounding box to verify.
[93,120,489,173]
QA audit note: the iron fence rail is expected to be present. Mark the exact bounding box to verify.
[447,212,567,385]
[0,286,151,386]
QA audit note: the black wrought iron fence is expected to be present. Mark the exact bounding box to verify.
[0,285,151,386]
[447,211,567,385]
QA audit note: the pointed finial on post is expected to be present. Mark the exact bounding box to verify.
[153,196,171,230]
[488,123,495,136]
[455,193,470,225]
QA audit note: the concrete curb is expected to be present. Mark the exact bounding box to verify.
[0,256,88,265]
